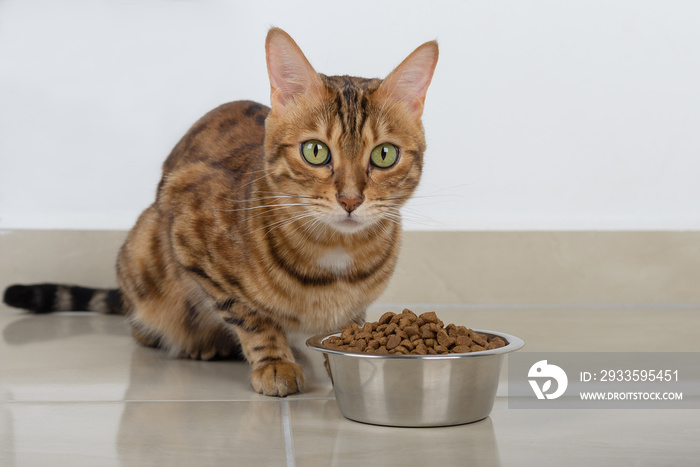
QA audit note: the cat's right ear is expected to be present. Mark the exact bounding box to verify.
[265,28,325,114]
[376,40,439,119]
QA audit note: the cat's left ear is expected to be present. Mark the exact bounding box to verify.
[265,28,325,114]
[377,40,439,118]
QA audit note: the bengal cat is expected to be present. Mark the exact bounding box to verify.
[3,28,439,396]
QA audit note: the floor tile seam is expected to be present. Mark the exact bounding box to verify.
[377,302,700,310]
[4,302,700,316]
[0,311,102,316]
[0,399,287,404]
[285,396,335,401]
[1,396,336,404]
[280,399,297,467]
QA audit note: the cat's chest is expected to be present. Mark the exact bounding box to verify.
[316,246,354,273]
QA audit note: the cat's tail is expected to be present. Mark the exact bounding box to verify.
[3,284,125,315]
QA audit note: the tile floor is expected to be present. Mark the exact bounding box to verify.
[1,305,699,466]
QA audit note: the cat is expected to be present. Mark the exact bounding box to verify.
[3,28,438,396]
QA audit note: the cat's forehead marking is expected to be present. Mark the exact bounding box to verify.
[321,74,381,92]
[320,75,381,157]
[320,75,382,156]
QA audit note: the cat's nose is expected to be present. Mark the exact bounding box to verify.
[337,195,364,213]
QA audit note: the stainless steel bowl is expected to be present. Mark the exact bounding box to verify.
[306,329,524,427]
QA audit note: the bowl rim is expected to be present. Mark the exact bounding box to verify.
[306,328,525,359]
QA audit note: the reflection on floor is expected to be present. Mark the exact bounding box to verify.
[1,305,699,466]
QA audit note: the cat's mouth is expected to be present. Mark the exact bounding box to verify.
[329,214,367,234]
[316,202,380,234]
[339,217,360,226]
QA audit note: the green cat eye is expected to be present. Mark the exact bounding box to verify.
[301,140,331,166]
[370,143,399,168]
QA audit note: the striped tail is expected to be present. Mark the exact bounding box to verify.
[3,284,124,315]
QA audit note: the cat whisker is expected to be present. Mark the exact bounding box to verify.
[374,204,439,228]
[223,195,302,204]
[259,212,319,238]
[375,200,430,216]
[256,209,317,229]
[401,211,437,224]
[392,212,442,228]
[232,202,316,210]
[377,210,403,220]
[310,219,328,238]
[244,191,324,202]
[255,190,323,200]
[374,219,399,238]
[220,195,321,211]
[237,168,275,190]
[300,217,326,239]
[253,217,304,237]
[368,219,391,237]
[241,202,328,224]
[244,167,276,174]
[217,202,320,213]
[381,215,403,226]
[391,204,429,215]
[244,208,297,224]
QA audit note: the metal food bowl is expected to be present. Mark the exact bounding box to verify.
[306,329,524,427]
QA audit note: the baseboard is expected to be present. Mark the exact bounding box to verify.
[2,229,698,311]
[391,231,700,306]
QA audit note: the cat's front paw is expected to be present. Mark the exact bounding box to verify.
[251,360,305,396]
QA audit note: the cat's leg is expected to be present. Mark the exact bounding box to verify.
[125,291,242,361]
[130,321,162,349]
[117,207,241,360]
[218,303,304,396]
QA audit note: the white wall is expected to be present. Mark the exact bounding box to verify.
[1,0,699,231]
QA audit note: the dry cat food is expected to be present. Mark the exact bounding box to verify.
[323,309,507,355]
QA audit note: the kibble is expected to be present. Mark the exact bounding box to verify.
[323,309,507,355]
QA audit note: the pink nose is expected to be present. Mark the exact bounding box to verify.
[337,195,363,213]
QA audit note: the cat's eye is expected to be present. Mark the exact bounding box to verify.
[370,143,399,168]
[301,140,331,166]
